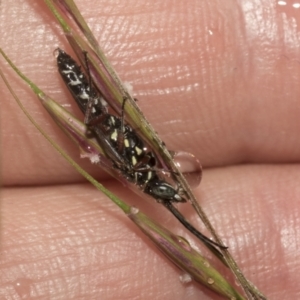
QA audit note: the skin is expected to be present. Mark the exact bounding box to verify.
[1,0,299,299]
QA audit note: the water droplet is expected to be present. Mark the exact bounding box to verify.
[61,103,71,108]
[53,48,60,58]
[13,278,33,299]
[174,235,192,252]
[207,278,214,285]
[234,279,241,287]
[203,261,210,268]
[179,273,192,283]
[171,151,202,188]
[130,206,139,215]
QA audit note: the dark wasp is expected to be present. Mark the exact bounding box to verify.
[56,48,226,254]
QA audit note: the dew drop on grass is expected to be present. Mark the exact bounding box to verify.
[203,261,210,268]
[130,206,139,215]
[175,236,192,252]
[171,151,202,188]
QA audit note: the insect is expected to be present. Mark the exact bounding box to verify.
[56,48,226,253]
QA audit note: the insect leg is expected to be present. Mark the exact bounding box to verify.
[161,201,228,252]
